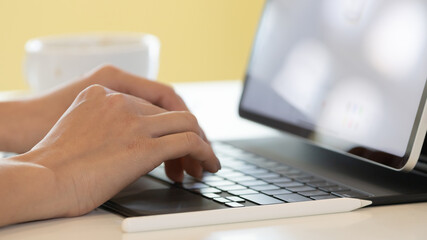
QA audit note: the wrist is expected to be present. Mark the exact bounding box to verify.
[0,150,66,226]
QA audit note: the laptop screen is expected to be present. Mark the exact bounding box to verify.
[240,0,427,169]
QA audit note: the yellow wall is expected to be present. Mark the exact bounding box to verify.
[0,0,264,91]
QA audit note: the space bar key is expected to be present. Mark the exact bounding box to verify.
[241,193,284,205]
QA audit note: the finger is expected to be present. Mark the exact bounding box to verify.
[102,67,189,111]
[105,91,167,116]
[98,67,211,143]
[121,79,209,142]
[127,78,188,111]
[164,159,184,182]
[144,111,201,138]
[133,99,166,115]
[182,157,203,179]
[152,132,221,173]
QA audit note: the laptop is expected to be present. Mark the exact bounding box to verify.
[103,0,427,219]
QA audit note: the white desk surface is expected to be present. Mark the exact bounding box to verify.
[1,80,426,240]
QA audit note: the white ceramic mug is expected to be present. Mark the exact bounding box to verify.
[24,33,160,92]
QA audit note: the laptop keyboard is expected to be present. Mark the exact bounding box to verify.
[152,142,371,208]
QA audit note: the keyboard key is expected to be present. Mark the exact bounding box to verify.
[274,193,312,202]
[294,177,313,183]
[298,190,329,197]
[262,189,292,195]
[274,165,291,171]
[182,182,208,189]
[276,169,302,175]
[236,164,258,170]
[246,156,268,165]
[311,195,339,200]
[201,171,215,176]
[289,173,312,179]
[243,168,269,175]
[226,150,254,159]
[241,194,284,205]
[286,169,303,174]
[265,177,292,183]
[222,160,247,168]
[251,185,280,191]
[192,187,221,194]
[229,189,258,195]
[225,202,245,208]
[307,181,335,188]
[275,181,304,188]
[216,171,244,178]
[258,161,281,168]
[217,185,247,191]
[251,172,280,179]
[228,175,257,182]
[319,185,349,192]
[201,176,224,182]
[287,186,316,192]
[240,180,268,187]
[215,167,234,173]
[206,180,235,187]
[213,197,231,203]
[226,196,245,202]
[202,193,221,199]
[294,176,324,184]
[181,176,198,183]
[332,190,370,198]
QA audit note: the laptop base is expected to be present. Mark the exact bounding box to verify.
[227,135,427,206]
[104,134,427,218]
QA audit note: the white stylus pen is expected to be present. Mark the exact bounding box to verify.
[121,198,371,233]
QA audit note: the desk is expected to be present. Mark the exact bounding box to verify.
[1,80,426,240]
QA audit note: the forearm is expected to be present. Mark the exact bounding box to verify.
[0,66,178,153]
[0,153,64,227]
[0,81,88,153]
[0,100,39,153]
[0,73,101,153]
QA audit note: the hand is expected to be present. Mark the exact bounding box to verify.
[8,84,220,223]
[1,65,211,181]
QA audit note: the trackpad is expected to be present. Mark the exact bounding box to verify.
[107,176,225,216]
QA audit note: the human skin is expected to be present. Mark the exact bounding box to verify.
[0,65,220,226]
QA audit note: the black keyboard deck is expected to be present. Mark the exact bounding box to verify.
[153,142,371,208]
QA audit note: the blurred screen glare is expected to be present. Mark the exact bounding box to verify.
[242,0,427,158]
[365,1,427,80]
